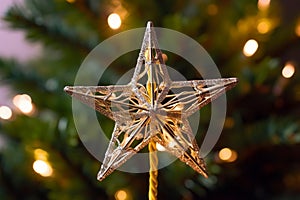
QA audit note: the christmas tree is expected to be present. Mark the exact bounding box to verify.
[0,0,299,199]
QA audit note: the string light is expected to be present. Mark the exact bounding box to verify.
[107,13,122,30]
[295,21,300,37]
[207,4,218,16]
[0,106,12,120]
[282,62,295,78]
[33,148,53,177]
[258,0,271,11]
[33,160,53,177]
[162,53,168,62]
[34,148,49,160]
[243,39,259,57]
[218,148,231,160]
[218,148,238,162]
[115,189,128,200]
[66,0,76,3]
[224,117,235,129]
[257,18,271,34]
[12,94,34,114]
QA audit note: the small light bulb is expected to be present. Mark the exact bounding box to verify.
[258,0,271,11]
[243,39,259,57]
[219,148,232,161]
[257,19,271,34]
[207,4,218,16]
[282,63,295,78]
[115,189,128,200]
[33,160,53,177]
[162,53,168,62]
[34,149,49,160]
[218,148,238,162]
[13,94,34,114]
[107,13,122,30]
[0,106,12,120]
[295,21,300,37]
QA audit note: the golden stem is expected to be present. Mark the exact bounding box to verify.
[148,141,158,200]
[146,56,158,199]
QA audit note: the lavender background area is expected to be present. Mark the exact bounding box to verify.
[0,0,41,104]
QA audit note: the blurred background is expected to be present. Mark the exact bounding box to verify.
[0,0,299,199]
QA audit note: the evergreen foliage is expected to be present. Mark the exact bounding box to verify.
[0,0,299,199]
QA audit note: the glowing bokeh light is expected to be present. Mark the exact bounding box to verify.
[115,189,128,200]
[13,94,33,114]
[66,0,76,3]
[295,22,300,37]
[107,13,122,30]
[258,0,271,10]
[207,4,218,16]
[282,63,295,78]
[219,148,232,161]
[218,148,238,162]
[33,160,53,177]
[162,53,168,62]
[243,39,259,57]
[257,19,271,34]
[0,106,12,120]
[224,117,235,128]
[34,148,49,160]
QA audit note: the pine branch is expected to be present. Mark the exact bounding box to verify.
[1,117,108,199]
[4,2,96,54]
[0,159,19,199]
[73,0,99,23]
[54,145,108,199]
[0,59,45,89]
[0,59,71,115]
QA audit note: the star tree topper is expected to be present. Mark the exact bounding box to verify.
[64,22,238,181]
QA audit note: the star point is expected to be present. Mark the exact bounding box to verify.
[65,21,238,181]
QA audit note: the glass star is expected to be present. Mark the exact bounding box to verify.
[64,22,238,181]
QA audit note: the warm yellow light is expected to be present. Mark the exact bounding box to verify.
[258,0,271,11]
[107,13,122,30]
[295,22,300,37]
[34,149,49,160]
[243,39,259,57]
[33,160,53,177]
[282,63,295,78]
[0,106,12,120]
[13,94,33,114]
[257,19,271,34]
[218,148,238,162]
[66,0,76,3]
[162,53,168,62]
[156,143,166,151]
[219,148,232,161]
[115,189,128,200]
[207,4,218,16]
[224,117,235,128]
